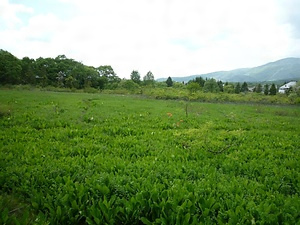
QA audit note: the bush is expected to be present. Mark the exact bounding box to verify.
[40,86,74,92]
[83,87,99,93]
[288,93,298,104]
[187,82,201,94]
[118,80,141,93]
[14,84,35,91]
[0,105,11,118]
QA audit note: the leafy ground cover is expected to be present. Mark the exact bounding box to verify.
[140,87,300,105]
[0,90,299,224]
[2,84,300,105]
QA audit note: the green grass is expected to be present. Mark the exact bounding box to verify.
[0,90,299,224]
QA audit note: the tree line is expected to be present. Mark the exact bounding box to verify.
[0,49,284,95]
[165,76,278,95]
[0,49,157,90]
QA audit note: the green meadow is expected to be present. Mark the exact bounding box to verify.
[0,90,299,224]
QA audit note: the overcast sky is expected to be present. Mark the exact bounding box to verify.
[1,0,300,79]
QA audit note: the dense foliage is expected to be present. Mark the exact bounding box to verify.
[0,90,299,224]
[1,49,300,103]
[0,50,120,90]
[141,88,300,105]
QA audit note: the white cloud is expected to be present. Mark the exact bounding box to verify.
[0,0,33,29]
[1,0,299,79]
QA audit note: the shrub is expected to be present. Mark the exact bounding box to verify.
[84,87,99,93]
[0,105,11,118]
[187,82,201,94]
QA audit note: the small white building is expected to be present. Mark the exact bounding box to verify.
[278,81,297,94]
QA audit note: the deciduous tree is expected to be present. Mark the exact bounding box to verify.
[203,78,220,93]
[189,77,205,87]
[143,71,155,86]
[224,83,235,93]
[0,49,22,84]
[97,65,120,89]
[187,82,200,93]
[130,70,141,84]
[21,57,36,84]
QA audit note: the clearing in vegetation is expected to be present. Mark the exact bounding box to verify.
[0,90,299,224]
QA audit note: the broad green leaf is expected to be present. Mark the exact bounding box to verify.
[140,217,152,225]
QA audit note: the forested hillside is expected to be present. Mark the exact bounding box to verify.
[158,58,300,83]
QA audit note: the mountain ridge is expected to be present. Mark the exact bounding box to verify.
[157,58,300,83]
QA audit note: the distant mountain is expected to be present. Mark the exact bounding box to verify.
[157,58,300,83]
